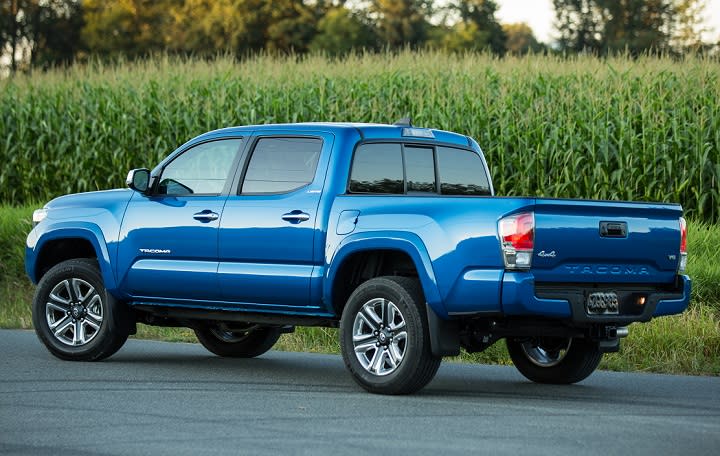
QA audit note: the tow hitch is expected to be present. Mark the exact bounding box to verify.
[599,326,629,353]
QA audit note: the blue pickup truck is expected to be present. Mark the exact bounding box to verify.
[26,121,690,394]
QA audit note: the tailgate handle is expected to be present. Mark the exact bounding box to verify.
[599,221,627,238]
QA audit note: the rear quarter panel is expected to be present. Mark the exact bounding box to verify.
[326,196,534,317]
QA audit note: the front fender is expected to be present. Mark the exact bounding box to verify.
[325,231,446,317]
[26,222,117,293]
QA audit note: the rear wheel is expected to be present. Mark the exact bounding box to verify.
[194,323,281,358]
[506,336,602,384]
[339,276,441,395]
[32,259,131,361]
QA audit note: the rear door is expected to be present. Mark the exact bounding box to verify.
[117,138,245,301]
[218,132,333,310]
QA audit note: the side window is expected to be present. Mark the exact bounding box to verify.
[348,143,403,194]
[241,137,322,194]
[404,146,436,193]
[157,139,242,196]
[436,147,491,196]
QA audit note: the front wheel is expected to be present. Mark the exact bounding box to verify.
[506,337,602,384]
[194,323,281,358]
[339,276,441,395]
[32,259,131,361]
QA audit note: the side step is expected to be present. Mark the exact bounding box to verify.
[132,305,339,329]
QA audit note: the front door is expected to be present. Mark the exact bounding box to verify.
[117,138,244,302]
[218,133,333,311]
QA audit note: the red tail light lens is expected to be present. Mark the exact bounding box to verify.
[679,217,687,273]
[499,212,534,269]
[500,213,534,250]
[679,217,687,253]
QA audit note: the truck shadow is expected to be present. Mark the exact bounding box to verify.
[105,343,639,403]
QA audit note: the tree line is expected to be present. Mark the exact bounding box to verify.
[1,0,714,73]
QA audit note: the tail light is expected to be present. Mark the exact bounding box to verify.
[679,217,687,273]
[499,212,534,270]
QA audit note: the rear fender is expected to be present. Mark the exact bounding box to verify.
[325,231,444,317]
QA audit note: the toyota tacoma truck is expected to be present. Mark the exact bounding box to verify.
[26,121,691,394]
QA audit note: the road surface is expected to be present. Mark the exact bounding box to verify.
[0,329,718,455]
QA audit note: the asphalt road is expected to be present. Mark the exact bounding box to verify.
[1,329,718,456]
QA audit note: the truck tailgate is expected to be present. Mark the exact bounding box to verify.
[531,198,683,284]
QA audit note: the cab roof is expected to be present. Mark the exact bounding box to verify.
[198,122,472,148]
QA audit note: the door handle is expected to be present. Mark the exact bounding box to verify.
[599,221,627,238]
[193,210,219,222]
[282,210,310,224]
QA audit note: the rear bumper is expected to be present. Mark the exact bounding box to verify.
[501,272,691,325]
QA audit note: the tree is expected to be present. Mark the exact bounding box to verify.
[82,0,174,57]
[503,22,543,54]
[440,22,484,52]
[1,0,23,72]
[309,6,377,55]
[371,0,430,48]
[454,0,507,55]
[1,1,83,73]
[445,0,506,54]
[165,0,270,56]
[165,0,326,56]
[30,0,84,68]
[553,0,604,53]
[599,0,675,55]
[553,0,676,55]
[673,0,711,53]
[265,0,324,53]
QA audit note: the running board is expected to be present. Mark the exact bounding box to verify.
[133,305,339,328]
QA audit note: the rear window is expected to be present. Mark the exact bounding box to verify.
[404,146,436,193]
[436,146,491,196]
[348,142,491,196]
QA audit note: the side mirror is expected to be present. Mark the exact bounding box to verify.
[126,168,150,194]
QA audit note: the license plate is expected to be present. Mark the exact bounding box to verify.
[586,292,619,315]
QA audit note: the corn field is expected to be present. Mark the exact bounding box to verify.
[1,52,718,221]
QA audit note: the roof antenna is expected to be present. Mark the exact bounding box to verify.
[393,117,412,127]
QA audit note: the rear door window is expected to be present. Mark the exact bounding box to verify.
[348,143,404,194]
[241,137,322,194]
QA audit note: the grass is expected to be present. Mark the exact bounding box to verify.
[0,206,34,329]
[601,305,720,374]
[2,205,718,375]
[1,52,719,221]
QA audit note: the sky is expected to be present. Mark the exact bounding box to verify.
[495,0,720,44]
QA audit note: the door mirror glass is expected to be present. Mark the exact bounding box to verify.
[126,168,150,193]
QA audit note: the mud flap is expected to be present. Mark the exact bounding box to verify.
[426,304,460,357]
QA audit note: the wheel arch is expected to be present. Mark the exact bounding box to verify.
[326,233,460,357]
[30,227,117,292]
[326,233,442,316]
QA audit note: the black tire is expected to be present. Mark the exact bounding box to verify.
[339,276,441,395]
[506,336,603,384]
[32,259,131,361]
[194,323,281,358]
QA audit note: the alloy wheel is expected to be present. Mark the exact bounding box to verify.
[352,298,408,376]
[45,278,103,347]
